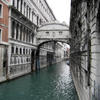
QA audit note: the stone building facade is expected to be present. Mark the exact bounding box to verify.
[0,0,9,82]
[7,0,56,79]
[39,42,54,68]
[70,0,100,100]
[54,42,65,63]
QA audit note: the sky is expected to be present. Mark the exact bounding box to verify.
[46,0,71,26]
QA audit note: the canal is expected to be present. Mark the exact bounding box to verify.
[0,61,78,100]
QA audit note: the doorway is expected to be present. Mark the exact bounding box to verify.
[31,49,35,72]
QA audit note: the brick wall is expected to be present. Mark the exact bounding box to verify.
[0,0,8,42]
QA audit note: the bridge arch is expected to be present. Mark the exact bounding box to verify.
[35,39,70,70]
[35,22,71,70]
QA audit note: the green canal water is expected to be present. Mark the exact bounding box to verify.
[0,61,78,100]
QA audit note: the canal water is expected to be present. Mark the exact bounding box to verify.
[0,61,78,100]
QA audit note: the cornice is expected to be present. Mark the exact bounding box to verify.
[30,0,49,22]
[30,0,56,21]
[44,0,56,20]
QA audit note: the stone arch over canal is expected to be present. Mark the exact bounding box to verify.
[35,22,71,70]
[37,22,71,45]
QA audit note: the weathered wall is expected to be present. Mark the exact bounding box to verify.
[70,0,100,100]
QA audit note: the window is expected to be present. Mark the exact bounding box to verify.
[23,48,25,54]
[23,27,25,41]
[16,47,18,54]
[20,48,22,54]
[11,46,14,54]
[0,29,2,42]
[12,21,15,38]
[0,4,3,18]
[16,24,19,40]
[29,8,31,19]
[20,25,22,40]
[26,5,29,17]
[17,0,19,10]
[32,11,34,22]
[26,49,27,54]
[20,0,23,12]
[24,2,26,15]
[12,0,15,6]
[46,32,49,34]
[32,33,34,43]
[59,31,63,35]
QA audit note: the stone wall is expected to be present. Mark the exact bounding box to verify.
[70,0,100,100]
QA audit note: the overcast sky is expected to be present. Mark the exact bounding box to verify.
[46,0,71,26]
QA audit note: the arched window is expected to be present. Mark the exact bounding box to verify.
[17,0,19,10]
[23,48,25,54]
[20,48,22,55]
[24,2,26,15]
[16,24,19,40]
[16,47,18,54]
[20,0,23,13]
[12,21,15,38]
[12,0,15,6]
[11,46,14,54]
[26,49,27,54]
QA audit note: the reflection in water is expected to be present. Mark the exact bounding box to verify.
[0,61,78,100]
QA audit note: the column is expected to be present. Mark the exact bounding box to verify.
[7,45,12,78]
[30,10,32,22]
[8,8,12,39]
[18,0,21,11]
[15,0,17,8]
[22,0,24,14]
[21,26,24,41]
[14,22,17,40]
[9,19,12,39]
[18,24,21,40]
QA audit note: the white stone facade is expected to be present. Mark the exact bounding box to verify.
[37,22,70,44]
[7,0,56,80]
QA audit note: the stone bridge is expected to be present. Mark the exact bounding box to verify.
[36,22,71,45]
[35,22,71,70]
